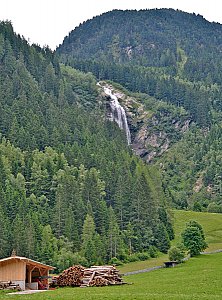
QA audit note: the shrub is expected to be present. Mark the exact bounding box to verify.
[207,202,222,213]
[109,257,123,266]
[117,252,129,263]
[56,250,87,272]
[149,246,158,258]
[193,201,202,212]
[137,252,150,261]
[128,254,140,262]
[168,246,185,263]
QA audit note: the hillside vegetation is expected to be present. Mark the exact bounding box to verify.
[58,9,222,211]
[0,21,173,269]
[0,9,222,274]
[58,9,222,127]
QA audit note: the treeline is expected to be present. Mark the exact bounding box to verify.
[58,9,222,128]
[0,139,173,271]
[0,21,173,269]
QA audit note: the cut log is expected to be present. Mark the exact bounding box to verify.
[0,281,21,291]
[51,265,84,287]
[82,265,125,287]
[50,264,126,288]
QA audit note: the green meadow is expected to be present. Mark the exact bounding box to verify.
[1,210,221,299]
[119,210,222,273]
[172,210,222,251]
[2,253,221,300]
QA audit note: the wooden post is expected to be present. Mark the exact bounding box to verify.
[27,265,36,283]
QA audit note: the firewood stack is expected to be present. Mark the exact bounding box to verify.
[54,265,85,287]
[82,265,124,287]
[0,281,21,291]
[51,265,125,288]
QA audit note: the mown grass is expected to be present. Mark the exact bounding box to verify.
[120,210,222,273]
[1,253,222,300]
[172,210,222,251]
[118,254,167,274]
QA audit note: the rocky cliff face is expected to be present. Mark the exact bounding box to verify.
[98,82,191,162]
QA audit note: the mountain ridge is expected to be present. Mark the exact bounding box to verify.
[57,8,222,58]
[57,8,222,212]
[57,8,222,128]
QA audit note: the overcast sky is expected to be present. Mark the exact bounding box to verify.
[0,0,222,50]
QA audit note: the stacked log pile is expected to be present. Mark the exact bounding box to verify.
[0,281,21,291]
[82,265,124,287]
[54,265,84,287]
[51,265,125,288]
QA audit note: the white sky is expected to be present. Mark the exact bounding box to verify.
[0,0,222,50]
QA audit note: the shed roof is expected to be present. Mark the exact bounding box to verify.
[0,256,55,270]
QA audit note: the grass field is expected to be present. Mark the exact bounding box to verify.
[119,210,222,273]
[0,210,221,299]
[1,252,221,300]
[172,210,222,251]
[118,254,167,274]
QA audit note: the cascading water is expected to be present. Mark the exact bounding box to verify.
[103,86,131,145]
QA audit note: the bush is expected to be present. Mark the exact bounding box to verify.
[207,202,222,213]
[193,201,202,212]
[168,246,185,263]
[109,257,123,266]
[55,250,88,272]
[127,254,140,262]
[136,252,150,261]
[126,252,150,262]
[148,246,158,258]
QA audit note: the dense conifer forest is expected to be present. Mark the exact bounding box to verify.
[1,8,222,270]
[0,20,173,270]
[58,9,222,214]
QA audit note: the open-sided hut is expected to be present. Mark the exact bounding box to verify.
[0,255,55,290]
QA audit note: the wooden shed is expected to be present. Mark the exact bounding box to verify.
[0,255,55,290]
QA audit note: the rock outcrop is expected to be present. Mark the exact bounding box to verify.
[99,82,191,162]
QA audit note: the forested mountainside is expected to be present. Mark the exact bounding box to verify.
[57,8,222,128]
[0,21,173,270]
[58,9,222,213]
[99,82,222,213]
[1,8,222,272]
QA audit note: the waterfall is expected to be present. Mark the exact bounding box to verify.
[104,87,131,145]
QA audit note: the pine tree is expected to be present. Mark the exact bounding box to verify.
[12,214,26,256]
[0,205,9,258]
[81,214,97,264]
[107,206,122,259]
[154,223,170,253]
[40,225,58,265]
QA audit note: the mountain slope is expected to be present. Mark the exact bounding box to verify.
[98,81,191,162]
[57,9,222,127]
[57,9,222,211]
[98,81,222,213]
[0,21,173,268]
[57,8,222,71]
